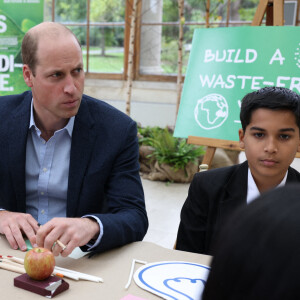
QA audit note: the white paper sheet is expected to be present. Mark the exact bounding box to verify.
[134,261,210,300]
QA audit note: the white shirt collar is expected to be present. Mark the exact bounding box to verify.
[247,168,288,204]
[29,99,74,137]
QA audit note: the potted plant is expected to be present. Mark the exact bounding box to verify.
[138,126,205,183]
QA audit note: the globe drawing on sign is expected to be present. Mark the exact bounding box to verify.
[194,93,229,130]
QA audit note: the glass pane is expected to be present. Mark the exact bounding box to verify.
[87,0,125,73]
[184,0,208,23]
[182,0,259,26]
[140,0,164,74]
[55,0,87,23]
[44,0,53,21]
[232,0,260,22]
[90,0,125,22]
[208,0,227,24]
[161,24,205,75]
[162,0,179,22]
[139,23,164,75]
[161,25,179,75]
[181,0,228,24]
[67,26,88,71]
[139,23,196,76]
[139,0,231,76]
[87,26,124,73]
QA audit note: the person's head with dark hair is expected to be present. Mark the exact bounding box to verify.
[238,87,300,192]
[202,184,300,300]
[176,86,300,257]
[240,86,300,132]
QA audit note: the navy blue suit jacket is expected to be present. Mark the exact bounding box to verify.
[0,91,148,253]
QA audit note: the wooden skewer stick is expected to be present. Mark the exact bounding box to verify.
[53,269,79,280]
[54,266,103,282]
[0,261,25,274]
[1,255,103,282]
[56,240,67,251]
[0,258,79,280]
[1,258,26,269]
[1,255,24,264]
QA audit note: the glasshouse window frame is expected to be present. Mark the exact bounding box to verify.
[50,0,300,82]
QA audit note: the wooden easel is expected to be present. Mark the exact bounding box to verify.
[187,137,243,167]
[188,0,293,169]
[252,0,284,26]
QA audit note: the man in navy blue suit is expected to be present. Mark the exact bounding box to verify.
[0,22,148,256]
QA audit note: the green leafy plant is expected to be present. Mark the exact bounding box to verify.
[138,126,205,171]
[138,125,164,146]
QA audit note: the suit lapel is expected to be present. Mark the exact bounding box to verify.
[67,97,96,217]
[218,161,248,228]
[286,166,300,183]
[217,164,300,230]
[9,93,32,212]
[218,163,299,225]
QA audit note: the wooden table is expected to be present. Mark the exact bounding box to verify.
[0,236,212,299]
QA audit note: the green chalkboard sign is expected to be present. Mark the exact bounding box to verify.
[174,26,300,142]
[0,0,44,96]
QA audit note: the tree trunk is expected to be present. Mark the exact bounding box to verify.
[100,27,106,56]
[175,0,185,120]
[125,0,139,116]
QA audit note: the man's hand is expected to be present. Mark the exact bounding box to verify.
[36,217,100,257]
[0,211,39,251]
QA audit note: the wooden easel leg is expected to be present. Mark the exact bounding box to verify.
[273,0,284,25]
[266,2,274,25]
[252,0,269,25]
[201,146,216,169]
[252,0,284,26]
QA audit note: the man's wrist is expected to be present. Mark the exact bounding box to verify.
[81,215,104,249]
[83,216,100,240]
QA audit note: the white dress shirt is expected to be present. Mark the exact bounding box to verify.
[26,100,103,249]
[247,168,287,204]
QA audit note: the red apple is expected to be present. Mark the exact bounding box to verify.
[24,247,55,280]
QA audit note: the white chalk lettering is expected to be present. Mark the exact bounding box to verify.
[251,76,264,90]
[276,76,290,87]
[290,77,300,93]
[245,49,257,63]
[204,50,215,63]
[204,49,257,63]
[269,49,285,65]
[199,73,300,92]
[225,49,235,62]
[233,49,243,63]
[225,75,236,88]
[215,50,226,62]
[236,75,252,89]
[199,74,215,88]
[213,74,225,88]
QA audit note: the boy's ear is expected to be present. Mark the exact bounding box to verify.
[238,128,245,149]
[297,140,300,153]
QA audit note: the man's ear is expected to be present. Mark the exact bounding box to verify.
[23,64,34,87]
[238,128,245,149]
[297,138,300,153]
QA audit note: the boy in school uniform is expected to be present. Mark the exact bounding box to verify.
[176,86,300,255]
